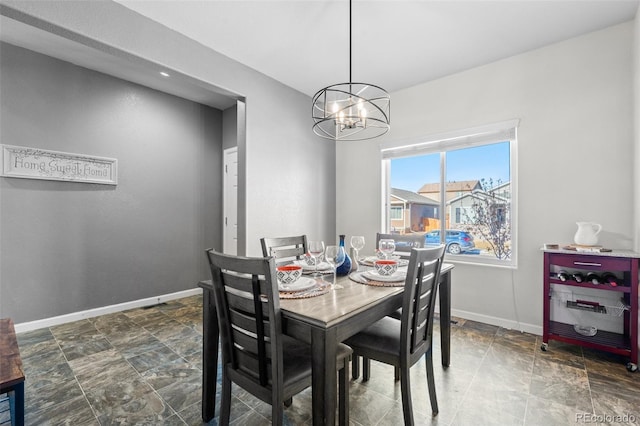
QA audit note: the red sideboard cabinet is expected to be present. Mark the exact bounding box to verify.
[541,249,639,372]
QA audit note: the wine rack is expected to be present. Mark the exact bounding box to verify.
[542,249,639,372]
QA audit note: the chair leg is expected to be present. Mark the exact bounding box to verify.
[425,351,439,416]
[351,355,360,380]
[339,358,350,426]
[284,398,292,407]
[272,397,284,425]
[362,357,371,382]
[399,365,415,426]
[220,371,232,426]
[394,366,400,381]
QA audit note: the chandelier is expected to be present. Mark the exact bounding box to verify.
[312,0,390,141]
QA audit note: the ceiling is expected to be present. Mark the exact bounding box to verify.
[1,1,638,110]
[116,0,639,96]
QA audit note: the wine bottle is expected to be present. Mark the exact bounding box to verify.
[571,272,585,283]
[556,270,570,282]
[601,272,618,287]
[585,272,602,285]
[335,234,352,277]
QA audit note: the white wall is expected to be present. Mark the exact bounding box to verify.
[337,23,635,333]
[635,5,640,253]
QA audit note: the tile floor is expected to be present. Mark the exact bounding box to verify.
[7,295,640,425]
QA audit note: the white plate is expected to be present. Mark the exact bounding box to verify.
[362,270,406,282]
[278,277,317,292]
[293,260,332,272]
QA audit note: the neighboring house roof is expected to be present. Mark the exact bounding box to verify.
[487,181,511,197]
[418,180,481,194]
[391,188,440,206]
[448,189,509,205]
[489,181,510,191]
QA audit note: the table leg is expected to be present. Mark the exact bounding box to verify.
[11,382,24,426]
[201,289,219,422]
[439,271,451,367]
[311,327,337,426]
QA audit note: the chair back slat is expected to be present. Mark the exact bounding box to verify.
[260,235,308,265]
[231,327,273,360]
[222,272,270,295]
[206,249,283,391]
[225,291,269,319]
[229,310,271,339]
[269,246,305,261]
[401,246,445,357]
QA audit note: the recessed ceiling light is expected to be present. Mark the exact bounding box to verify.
[160,71,170,77]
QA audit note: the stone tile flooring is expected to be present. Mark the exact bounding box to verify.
[10,295,640,425]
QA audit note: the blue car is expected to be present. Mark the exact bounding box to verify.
[425,230,475,254]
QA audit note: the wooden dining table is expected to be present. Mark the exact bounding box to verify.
[198,263,454,425]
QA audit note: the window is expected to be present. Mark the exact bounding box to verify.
[455,207,474,224]
[381,120,518,267]
[390,206,403,220]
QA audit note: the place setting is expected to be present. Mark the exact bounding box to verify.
[350,258,407,287]
[285,240,332,276]
[275,264,329,299]
[355,238,409,267]
[349,238,408,287]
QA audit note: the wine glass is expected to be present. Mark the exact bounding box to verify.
[379,239,396,259]
[350,236,365,262]
[325,245,346,289]
[308,241,325,277]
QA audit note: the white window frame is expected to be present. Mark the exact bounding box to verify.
[380,120,519,268]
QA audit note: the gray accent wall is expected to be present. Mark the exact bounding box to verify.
[222,104,238,151]
[0,43,223,322]
[0,0,336,257]
[0,1,336,323]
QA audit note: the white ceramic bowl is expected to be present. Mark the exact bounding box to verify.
[276,265,302,284]
[374,260,398,276]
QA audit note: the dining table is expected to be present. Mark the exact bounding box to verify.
[198,262,454,425]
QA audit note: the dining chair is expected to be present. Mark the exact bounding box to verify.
[260,235,308,265]
[345,246,446,424]
[376,232,424,258]
[205,249,352,425]
[374,232,426,324]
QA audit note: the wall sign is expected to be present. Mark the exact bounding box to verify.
[1,145,117,185]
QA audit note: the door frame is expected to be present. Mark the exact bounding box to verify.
[223,146,238,255]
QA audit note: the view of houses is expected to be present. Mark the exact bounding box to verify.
[390,180,512,258]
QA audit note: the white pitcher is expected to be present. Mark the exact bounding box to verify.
[574,222,602,246]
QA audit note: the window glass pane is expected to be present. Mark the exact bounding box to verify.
[390,153,441,235]
[387,139,514,265]
[445,142,511,260]
[390,206,403,220]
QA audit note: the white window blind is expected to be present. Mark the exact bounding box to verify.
[381,119,519,160]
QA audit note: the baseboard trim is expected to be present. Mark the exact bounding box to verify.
[16,288,543,336]
[15,288,203,334]
[449,308,542,336]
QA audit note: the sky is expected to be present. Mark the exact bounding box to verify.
[390,141,510,192]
